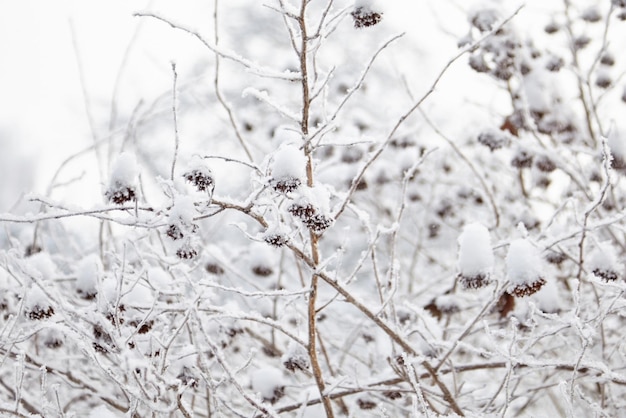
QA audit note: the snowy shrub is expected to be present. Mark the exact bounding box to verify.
[2,0,626,417]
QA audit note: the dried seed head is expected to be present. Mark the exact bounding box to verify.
[573,35,591,50]
[459,273,491,290]
[596,71,612,89]
[581,7,602,23]
[545,56,564,72]
[105,182,137,205]
[535,155,557,172]
[511,149,533,168]
[470,8,499,32]
[478,130,510,151]
[264,233,289,247]
[469,54,490,73]
[544,21,559,34]
[600,53,615,66]
[510,277,546,297]
[270,177,301,194]
[252,265,273,277]
[351,6,383,29]
[183,168,214,193]
[166,224,185,240]
[593,268,619,282]
[288,202,317,220]
[25,304,55,320]
[303,213,333,233]
[545,251,567,265]
[357,398,377,410]
[176,244,198,260]
[205,263,225,275]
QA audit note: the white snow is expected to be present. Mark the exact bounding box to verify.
[75,255,101,297]
[170,195,197,226]
[88,405,119,418]
[608,123,626,160]
[457,222,494,276]
[588,241,623,277]
[109,152,139,187]
[250,367,284,400]
[506,239,543,285]
[270,144,306,182]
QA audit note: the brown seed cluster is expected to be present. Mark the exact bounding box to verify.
[510,277,546,297]
[183,169,214,193]
[25,305,54,320]
[593,268,619,282]
[459,273,490,290]
[351,7,383,29]
[105,182,136,205]
[271,177,301,194]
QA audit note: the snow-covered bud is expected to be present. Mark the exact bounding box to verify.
[608,124,626,174]
[469,7,499,32]
[251,367,285,404]
[351,0,383,29]
[75,255,101,300]
[269,144,306,194]
[105,152,138,205]
[282,342,310,373]
[506,239,546,297]
[457,222,494,289]
[588,242,623,282]
[24,286,54,320]
[183,159,214,194]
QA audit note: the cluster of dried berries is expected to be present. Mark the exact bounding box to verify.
[510,277,546,297]
[458,273,490,290]
[535,155,557,172]
[592,268,619,282]
[176,244,198,260]
[283,354,309,373]
[270,177,301,194]
[478,131,509,152]
[183,168,214,193]
[351,7,382,29]
[105,181,136,205]
[357,398,377,410]
[25,304,54,320]
[545,251,567,266]
[128,319,154,334]
[205,263,225,275]
[288,202,333,234]
[264,233,289,247]
[511,149,533,169]
[466,15,522,81]
[93,324,116,353]
[252,264,273,277]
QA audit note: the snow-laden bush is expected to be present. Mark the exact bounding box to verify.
[2,0,626,417]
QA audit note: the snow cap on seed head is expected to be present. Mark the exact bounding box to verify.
[457,222,494,277]
[506,238,546,296]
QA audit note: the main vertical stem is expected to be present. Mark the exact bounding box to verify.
[298,2,334,417]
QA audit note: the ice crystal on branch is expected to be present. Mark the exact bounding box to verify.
[457,222,494,289]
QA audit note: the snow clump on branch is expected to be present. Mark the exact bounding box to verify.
[269,144,306,193]
[457,222,494,289]
[506,238,546,297]
[105,152,139,205]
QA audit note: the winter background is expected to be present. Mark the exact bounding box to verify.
[2,0,626,417]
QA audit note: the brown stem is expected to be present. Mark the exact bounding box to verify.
[297,2,334,417]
